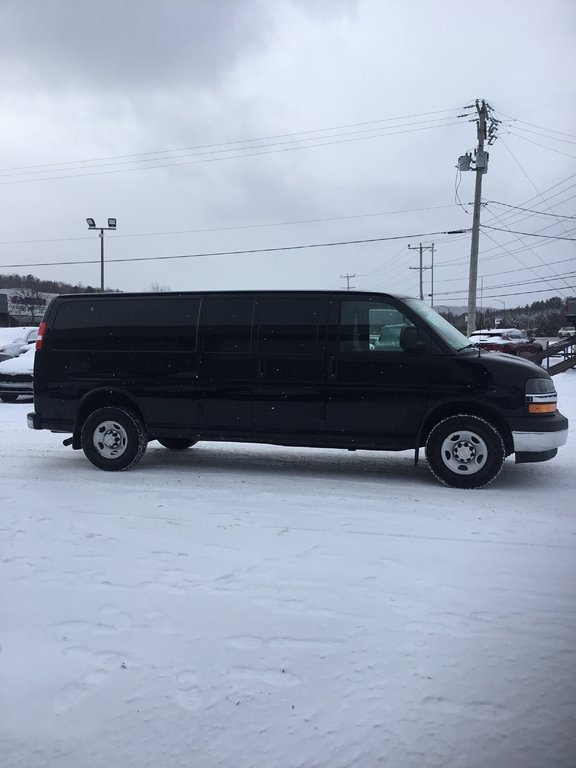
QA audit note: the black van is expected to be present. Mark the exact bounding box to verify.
[28,290,568,488]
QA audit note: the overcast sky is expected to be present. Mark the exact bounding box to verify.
[1,0,575,309]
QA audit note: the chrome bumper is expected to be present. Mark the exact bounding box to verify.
[512,428,568,453]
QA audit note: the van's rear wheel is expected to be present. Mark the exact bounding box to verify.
[157,438,197,450]
[0,394,19,403]
[425,415,505,488]
[81,406,147,471]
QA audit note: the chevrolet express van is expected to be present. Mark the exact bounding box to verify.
[28,291,568,488]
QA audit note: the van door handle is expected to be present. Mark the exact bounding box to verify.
[329,358,336,376]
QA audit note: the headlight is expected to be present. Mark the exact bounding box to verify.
[526,378,557,413]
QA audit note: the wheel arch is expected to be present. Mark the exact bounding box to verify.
[73,388,144,448]
[420,401,514,456]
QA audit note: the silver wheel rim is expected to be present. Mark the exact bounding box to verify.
[440,429,488,475]
[92,419,128,460]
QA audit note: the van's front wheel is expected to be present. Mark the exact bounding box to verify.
[81,406,147,471]
[425,415,505,488]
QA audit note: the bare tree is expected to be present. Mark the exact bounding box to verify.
[149,282,171,292]
[12,286,48,324]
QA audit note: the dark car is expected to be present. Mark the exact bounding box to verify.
[469,328,543,362]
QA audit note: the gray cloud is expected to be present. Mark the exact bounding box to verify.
[0,0,574,304]
[0,0,274,92]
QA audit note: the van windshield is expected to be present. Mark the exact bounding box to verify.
[404,299,472,351]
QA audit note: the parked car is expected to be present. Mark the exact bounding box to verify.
[0,346,35,402]
[27,291,568,488]
[468,328,543,362]
[0,327,38,357]
[558,326,576,338]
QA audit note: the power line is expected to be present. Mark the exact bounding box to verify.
[0,119,464,185]
[484,200,576,219]
[1,117,462,179]
[436,271,576,295]
[479,171,576,233]
[507,131,576,160]
[480,224,576,241]
[435,255,576,283]
[0,107,462,174]
[494,110,576,139]
[510,125,576,146]
[479,206,574,295]
[433,221,576,269]
[436,286,574,301]
[0,227,470,269]
[0,204,461,247]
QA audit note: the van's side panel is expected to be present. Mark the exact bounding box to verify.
[197,295,257,434]
[39,295,202,432]
[252,295,328,442]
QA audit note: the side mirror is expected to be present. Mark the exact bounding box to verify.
[399,326,426,353]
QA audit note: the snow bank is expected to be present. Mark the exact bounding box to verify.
[1,371,575,767]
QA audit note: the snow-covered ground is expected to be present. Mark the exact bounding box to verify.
[2,372,575,768]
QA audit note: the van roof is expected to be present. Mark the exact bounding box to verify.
[52,289,416,300]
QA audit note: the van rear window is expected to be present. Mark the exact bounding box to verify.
[50,298,200,351]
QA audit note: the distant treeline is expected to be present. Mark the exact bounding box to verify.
[440,296,570,336]
[0,273,106,294]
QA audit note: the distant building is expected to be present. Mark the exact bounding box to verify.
[0,288,59,326]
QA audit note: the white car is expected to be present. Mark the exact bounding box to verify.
[0,327,38,357]
[0,346,35,402]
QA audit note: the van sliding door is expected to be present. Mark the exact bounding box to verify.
[253,296,327,441]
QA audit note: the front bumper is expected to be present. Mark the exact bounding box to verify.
[512,428,568,453]
[512,411,569,456]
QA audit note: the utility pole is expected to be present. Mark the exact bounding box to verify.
[457,100,500,335]
[429,243,435,307]
[340,273,356,290]
[408,243,434,302]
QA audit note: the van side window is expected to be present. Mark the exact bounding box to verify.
[50,298,200,351]
[339,300,414,352]
[257,299,320,354]
[202,298,255,354]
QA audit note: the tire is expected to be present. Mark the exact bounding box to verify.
[0,394,19,403]
[81,406,148,471]
[425,414,505,489]
[157,438,197,450]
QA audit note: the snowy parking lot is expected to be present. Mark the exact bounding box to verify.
[2,372,576,768]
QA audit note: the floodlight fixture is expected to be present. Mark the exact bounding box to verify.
[85,217,118,291]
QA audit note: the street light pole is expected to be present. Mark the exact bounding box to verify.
[86,218,117,291]
[495,298,505,327]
